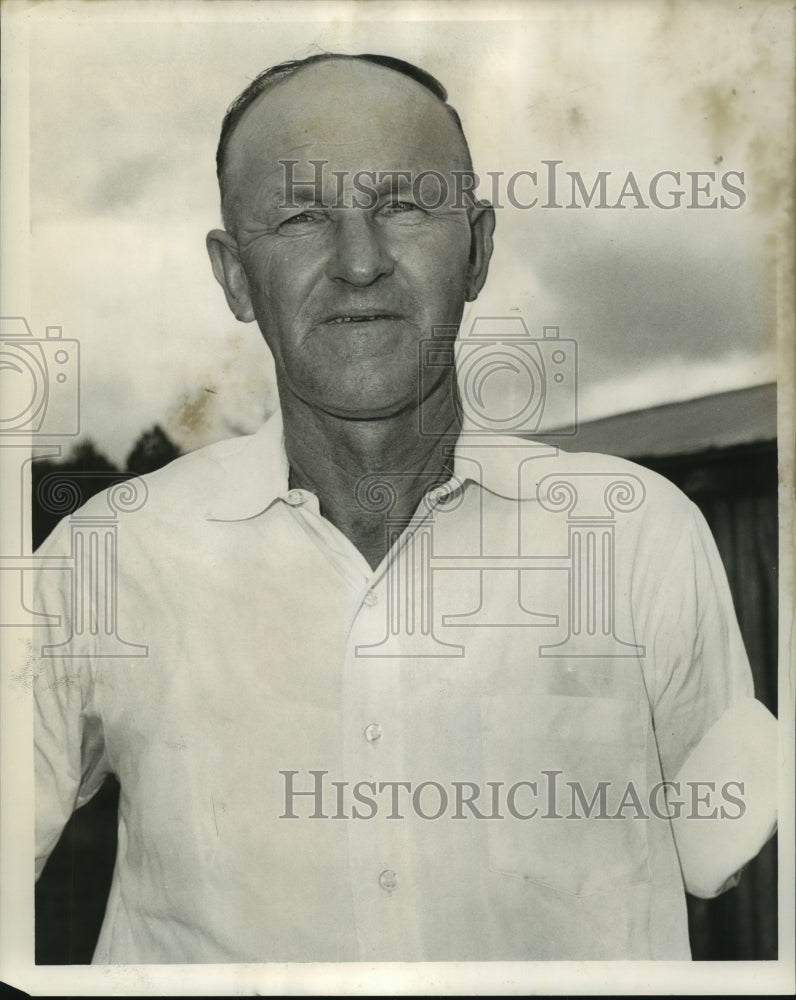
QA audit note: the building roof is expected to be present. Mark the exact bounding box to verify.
[534,382,777,458]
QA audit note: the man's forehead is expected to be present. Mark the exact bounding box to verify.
[224,59,470,185]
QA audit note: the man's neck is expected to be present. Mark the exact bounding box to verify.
[281,383,460,571]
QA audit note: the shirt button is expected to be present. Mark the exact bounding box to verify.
[285,490,306,506]
[363,589,378,607]
[378,869,398,892]
[364,723,383,744]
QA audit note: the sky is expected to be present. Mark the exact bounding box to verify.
[17,0,793,464]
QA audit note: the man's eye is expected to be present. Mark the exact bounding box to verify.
[382,200,419,215]
[280,211,325,229]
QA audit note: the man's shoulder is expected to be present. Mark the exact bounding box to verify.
[133,431,265,514]
[36,426,280,556]
[475,434,694,514]
[466,435,708,563]
[111,432,259,516]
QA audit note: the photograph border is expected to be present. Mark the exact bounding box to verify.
[1,0,794,994]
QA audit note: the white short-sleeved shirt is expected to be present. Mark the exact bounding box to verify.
[32,412,756,962]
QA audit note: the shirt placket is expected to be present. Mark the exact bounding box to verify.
[283,483,456,961]
[340,488,462,961]
[341,570,425,960]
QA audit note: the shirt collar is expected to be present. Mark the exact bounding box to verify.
[204,409,560,522]
[204,410,289,521]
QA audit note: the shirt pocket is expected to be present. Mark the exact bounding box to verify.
[480,693,650,896]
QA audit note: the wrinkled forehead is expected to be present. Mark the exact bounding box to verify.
[223,60,471,205]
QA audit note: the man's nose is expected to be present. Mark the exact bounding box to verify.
[325,212,394,286]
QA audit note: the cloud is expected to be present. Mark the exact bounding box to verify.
[83,156,167,213]
[576,349,777,424]
[23,6,790,462]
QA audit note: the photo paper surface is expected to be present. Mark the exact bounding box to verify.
[1,0,793,994]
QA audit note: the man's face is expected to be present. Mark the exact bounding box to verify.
[208,60,493,421]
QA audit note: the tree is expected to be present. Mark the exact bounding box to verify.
[124,424,181,475]
[31,439,120,550]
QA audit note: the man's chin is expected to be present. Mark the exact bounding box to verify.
[280,368,455,426]
[316,395,420,422]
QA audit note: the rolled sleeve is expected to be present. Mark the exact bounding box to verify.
[649,501,756,779]
[33,521,109,879]
[645,501,775,895]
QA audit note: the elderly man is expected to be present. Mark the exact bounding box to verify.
[33,53,776,963]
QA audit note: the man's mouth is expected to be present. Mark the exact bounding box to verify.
[324,313,401,325]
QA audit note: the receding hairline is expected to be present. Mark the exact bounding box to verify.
[216,52,474,231]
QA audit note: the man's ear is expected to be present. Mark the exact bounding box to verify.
[465,201,496,302]
[206,229,255,323]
